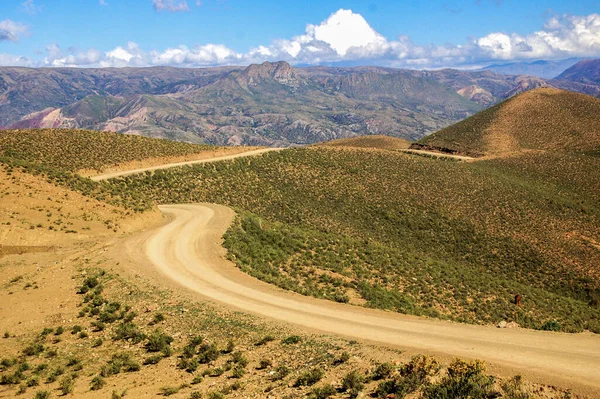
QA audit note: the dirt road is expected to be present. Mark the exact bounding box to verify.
[397,148,476,161]
[126,203,600,395]
[91,148,280,181]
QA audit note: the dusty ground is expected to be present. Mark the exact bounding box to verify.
[0,151,592,398]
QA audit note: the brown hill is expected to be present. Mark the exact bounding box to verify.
[418,88,600,156]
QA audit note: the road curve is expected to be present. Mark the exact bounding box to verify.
[91,148,280,181]
[128,203,600,394]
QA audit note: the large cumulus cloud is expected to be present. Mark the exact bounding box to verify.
[2,10,600,68]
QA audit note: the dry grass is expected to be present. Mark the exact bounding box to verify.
[420,88,600,156]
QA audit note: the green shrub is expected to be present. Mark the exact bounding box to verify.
[113,322,146,344]
[59,375,74,395]
[0,357,17,369]
[90,375,105,391]
[425,359,497,399]
[282,335,302,344]
[231,351,248,367]
[143,355,164,365]
[197,343,219,364]
[270,365,290,381]
[334,351,351,365]
[231,365,245,379]
[501,375,531,399]
[34,391,51,399]
[26,376,40,387]
[372,362,394,380]
[45,367,64,383]
[341,371,365,397]
[150,313,165,325]
[223,339,235,353]
[294,367,324,387]
[207,391,225,399]
[145,329,174,356]
[191,375,203,385]
[78,277,99,294]
[310,384,336,399]
[255,335,275,346]
[100,353,140,377]
[23,343,44,356]
[40,328,53,337]
[540,320,562,332]
[160,386,180,396]
[257,359,272,369]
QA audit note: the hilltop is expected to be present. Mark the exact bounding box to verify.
[417,88,600,157]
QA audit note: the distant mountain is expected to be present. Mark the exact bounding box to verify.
[0,66,239,127]
[2,62,600,146]
[417,88,600,156]
[556,59,600,85]
[482,58,583,78]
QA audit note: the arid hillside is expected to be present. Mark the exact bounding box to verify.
[418,88,600,157]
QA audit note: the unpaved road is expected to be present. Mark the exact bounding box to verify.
[126,203,600,395]
[91,148,280,181]
[397,148,476,161]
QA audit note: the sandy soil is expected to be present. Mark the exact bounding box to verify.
[123,203,600,396]
[90,148,281,181]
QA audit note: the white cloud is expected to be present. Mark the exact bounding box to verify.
[43,44,103,67]
[99,0,108,6]
[1,10,600,69]
[22,0,41,14]
[476,14,600,60]
[153,0,189,12]
[0,53,33,66]
[0,20,29,42]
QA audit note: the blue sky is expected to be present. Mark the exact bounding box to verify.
[0,0,599,68]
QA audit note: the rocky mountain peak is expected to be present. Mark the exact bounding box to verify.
[242,61,296,85]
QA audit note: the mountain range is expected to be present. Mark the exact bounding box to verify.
[482,58,584,79]
[1,59,599,146]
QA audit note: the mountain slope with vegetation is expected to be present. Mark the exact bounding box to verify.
[99,145,600,333]
[0,128,218,173]
[417,88,600,156]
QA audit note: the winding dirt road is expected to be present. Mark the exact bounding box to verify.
[125,203,600,395]
[104,147,600,394]
[91,148,279,181]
